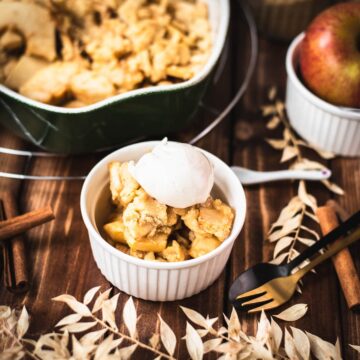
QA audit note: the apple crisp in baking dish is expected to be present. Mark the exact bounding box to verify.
[0,0,212,107]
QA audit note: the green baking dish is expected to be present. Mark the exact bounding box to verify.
[0,0,229,154]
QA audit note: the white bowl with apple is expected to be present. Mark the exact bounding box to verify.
[285,2,360,156]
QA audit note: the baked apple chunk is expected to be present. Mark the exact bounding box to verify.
[182,198,234,241]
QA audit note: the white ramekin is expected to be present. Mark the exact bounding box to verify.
[80,141,246,301]
[247,0,329,41]
[286,33,360,157]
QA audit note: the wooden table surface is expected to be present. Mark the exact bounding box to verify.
[0,2,359,359]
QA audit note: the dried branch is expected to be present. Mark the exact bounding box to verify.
[263,87,344,266]
[1,287,358,359]
[263,87,343,195]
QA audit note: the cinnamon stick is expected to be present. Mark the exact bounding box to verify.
[316,205,360,311]
[0,206,54,241]
[0,194,29,293]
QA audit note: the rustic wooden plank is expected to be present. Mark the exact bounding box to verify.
[331,157,360,360]
[0,2,359,359]
[0,151,109,335]
[228,14,344,348]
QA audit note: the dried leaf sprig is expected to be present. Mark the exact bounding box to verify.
[1,287,360,359]
[0,306,34,360]
[181,303,343,360]
[263,87,344,266]
[1,287,175,360]
[268,181,321,266]
[52,287,177,360]
[263,87,344,195]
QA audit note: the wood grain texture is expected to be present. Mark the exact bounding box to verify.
[229,0,346,350]
[331,157,360,360]
[0,3,359,359]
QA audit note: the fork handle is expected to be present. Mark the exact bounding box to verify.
[293,227,360,281]
[286,209,360,272]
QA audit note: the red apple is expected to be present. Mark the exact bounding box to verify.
[299,2,360,108]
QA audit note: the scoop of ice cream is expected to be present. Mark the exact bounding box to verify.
[130,139,214,208]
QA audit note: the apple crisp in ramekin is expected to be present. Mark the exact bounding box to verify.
[103,161,235,262]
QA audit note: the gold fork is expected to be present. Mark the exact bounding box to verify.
[236,227,360,313]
